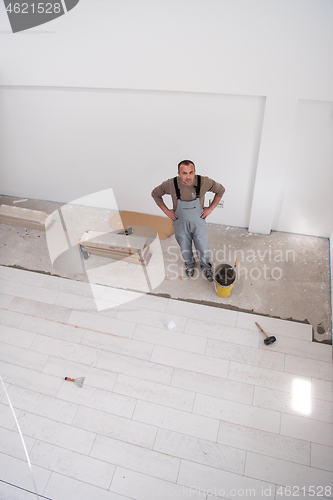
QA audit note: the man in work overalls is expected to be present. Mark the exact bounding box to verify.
[151,160,225,281]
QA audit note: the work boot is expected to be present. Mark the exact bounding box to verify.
[185,267,194,277]
[203,266,213,282]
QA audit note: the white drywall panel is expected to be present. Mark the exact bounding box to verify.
[274,100,333,238]
[0,87,264,228]
[331,230,333,341]
[248,95,298,234]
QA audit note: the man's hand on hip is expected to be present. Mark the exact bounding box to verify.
[166,209,178,221]
[158,202,178,221]
[201,207,213,219]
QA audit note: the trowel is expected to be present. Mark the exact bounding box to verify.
[227,258,239,279]
[65,376,85,388]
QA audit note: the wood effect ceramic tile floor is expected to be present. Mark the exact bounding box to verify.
[0,266,332,500]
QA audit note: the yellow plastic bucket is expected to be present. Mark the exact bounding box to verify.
[214,262,237,298]
[214,280,234,298]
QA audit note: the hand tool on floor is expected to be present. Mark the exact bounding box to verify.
[227,258,239,278]
[65,376,85,388]
[117,227,133,235]
[255,322,277,345]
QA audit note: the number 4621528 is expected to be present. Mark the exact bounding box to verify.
[5,3,62,14]
[276,486,332,497]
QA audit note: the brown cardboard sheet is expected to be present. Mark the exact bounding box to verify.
[110,211,174,240]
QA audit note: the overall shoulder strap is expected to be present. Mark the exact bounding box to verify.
[173,177,181,200]
[196,175,201,198]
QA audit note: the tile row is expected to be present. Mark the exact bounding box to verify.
[1,441,332,500]
[0,266,316,343]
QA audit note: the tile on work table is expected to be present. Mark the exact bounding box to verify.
[113,373,195,411]
[44,471,129,500]
[91,434,181,483]
[253,385,333,423]
[43,274,106,299]
[281,413,333,447]
[285,354,333,382]
[0,452,51,497]
[17,411,96,454]
[67,309,135,337]
[20,315,86,343]
[116,304,187,332]
[0,341,48,371]
[0,324,36,349]
[171,368,254,405]
[133,400,219,442]
[73,406,157,449]
[0,308,25,328]
[237,312,312,341]
[55,291,118,312]
[30,334,101,366]
[217,421,310,466]
[151,345,229,378]
[244,451,333,493]
[0,266,48,287]
[30,440,115,490]
[0,362,62,397]
[133,323,207,354]
[110,466,210,500]
[3,280,59,304]
[0,426,35,461]
[193,393,281,434]
[185,318,260,347]
[2,384,78,424]
[177,459,275,499]
[81,329,154,361]
[258,334,332,362]
[42,356,118,392]
[228,361,312,394]
[166,299,238,326]
[0,292,14,309]
[97,350,173,385]
[153,428,245,475]
[311,443,333,472]
[8,296,72,323]
[206,338,285,371]
[58,380,136,418]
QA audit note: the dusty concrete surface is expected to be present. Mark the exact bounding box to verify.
[0,194,331,343]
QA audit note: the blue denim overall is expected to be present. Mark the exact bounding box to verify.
[173,176,211,271]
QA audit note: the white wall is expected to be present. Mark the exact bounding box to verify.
[331,230,333,341]
[274,100,333,238]
[0,0,333,235]
[0,87,264,228]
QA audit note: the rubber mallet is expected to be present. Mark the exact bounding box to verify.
[255,322,276,345]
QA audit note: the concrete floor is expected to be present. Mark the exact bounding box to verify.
[0,195,331,344]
